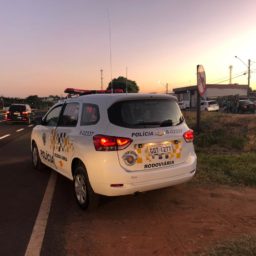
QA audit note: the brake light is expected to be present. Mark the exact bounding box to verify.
[183,130,194,143]
[116,138,131,146]
[22,111,28,115]
[93,135,132,151]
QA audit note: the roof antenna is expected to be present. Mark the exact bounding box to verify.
[126,66,128,93]
[107,10,113,93]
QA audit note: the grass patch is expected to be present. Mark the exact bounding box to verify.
[194,129,247,151]
[183,112,256,186]
[183,113,256,256]
[197,234,256,256]
[194,152,256,186]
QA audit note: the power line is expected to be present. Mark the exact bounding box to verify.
[209,72,246,84]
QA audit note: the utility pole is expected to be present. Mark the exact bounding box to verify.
[235,56,251,96]
[235,56,251,87]
[248,59,251,88]
[100,69,103,90]
[229,65,233,84]
[166,83,168,94]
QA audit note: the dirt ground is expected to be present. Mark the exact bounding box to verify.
[63,184,256,256]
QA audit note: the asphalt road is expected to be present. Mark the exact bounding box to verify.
[0,121,113,255]
[0,121,76,256]
[0,122,51,256]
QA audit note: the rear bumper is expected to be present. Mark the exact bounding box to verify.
[89,154,197,196]
[98,171,195,196]
[6,117,30,123]
[207,107,219,111]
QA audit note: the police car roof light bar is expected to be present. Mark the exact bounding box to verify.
[64,88,124,95]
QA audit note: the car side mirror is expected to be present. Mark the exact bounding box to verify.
[40,118,47,125]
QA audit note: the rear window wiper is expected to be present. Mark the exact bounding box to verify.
[160,117,184,127]
[160,119,173,127]
[172,116,184,126]
[134,121,161,127]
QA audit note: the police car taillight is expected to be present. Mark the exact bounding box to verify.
[183,130,194,143]
[93,135,132,151]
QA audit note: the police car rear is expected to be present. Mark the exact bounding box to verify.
[92,94,197,196]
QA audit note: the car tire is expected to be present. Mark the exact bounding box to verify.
[32,143,43,170]
[73,165,100,210]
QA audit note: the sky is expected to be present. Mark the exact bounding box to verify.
[0,0,256,98]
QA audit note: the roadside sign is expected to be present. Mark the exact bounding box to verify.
[196,64,206,134]
[197,65,206,97]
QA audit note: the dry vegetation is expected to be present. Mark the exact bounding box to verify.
[184,111,256,153]
[184,111,256,255]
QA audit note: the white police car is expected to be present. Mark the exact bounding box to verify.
[31,88,197,209]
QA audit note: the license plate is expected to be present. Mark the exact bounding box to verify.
[149,144,173,156]
[14,112,20,116]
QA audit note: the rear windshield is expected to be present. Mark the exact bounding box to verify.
[108,99,184,128]
[9,105,26,112]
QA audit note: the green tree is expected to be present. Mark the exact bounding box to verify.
[0,97,4,110]
[26,95,41,109]
[107,76,139,93]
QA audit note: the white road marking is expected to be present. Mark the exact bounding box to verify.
[16,128,24,132]
[28,124,34,127]
[0,134,10,140]
[25,172,57,256]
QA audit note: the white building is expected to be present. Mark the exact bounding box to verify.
[173,84,248,108]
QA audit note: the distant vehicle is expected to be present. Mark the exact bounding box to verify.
[238,100,255,114]
[249,98,256,108]
[6,104,32,124]
[200,100,219,112]
[31,89,197,209]
[0,112,4,121]
[178,101,186,110]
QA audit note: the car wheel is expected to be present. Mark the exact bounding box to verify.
[73,165,99,210]
[32,143,43,170]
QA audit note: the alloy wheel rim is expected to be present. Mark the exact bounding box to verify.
[33,147,38,166]
[74,174,87,204]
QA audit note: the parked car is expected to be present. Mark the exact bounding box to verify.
[6,104,32,124]
[200,100,219,112]
[249,98,256,108]
[31,89,197,209]
[0,111,4,121]
[238,100,255,113]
